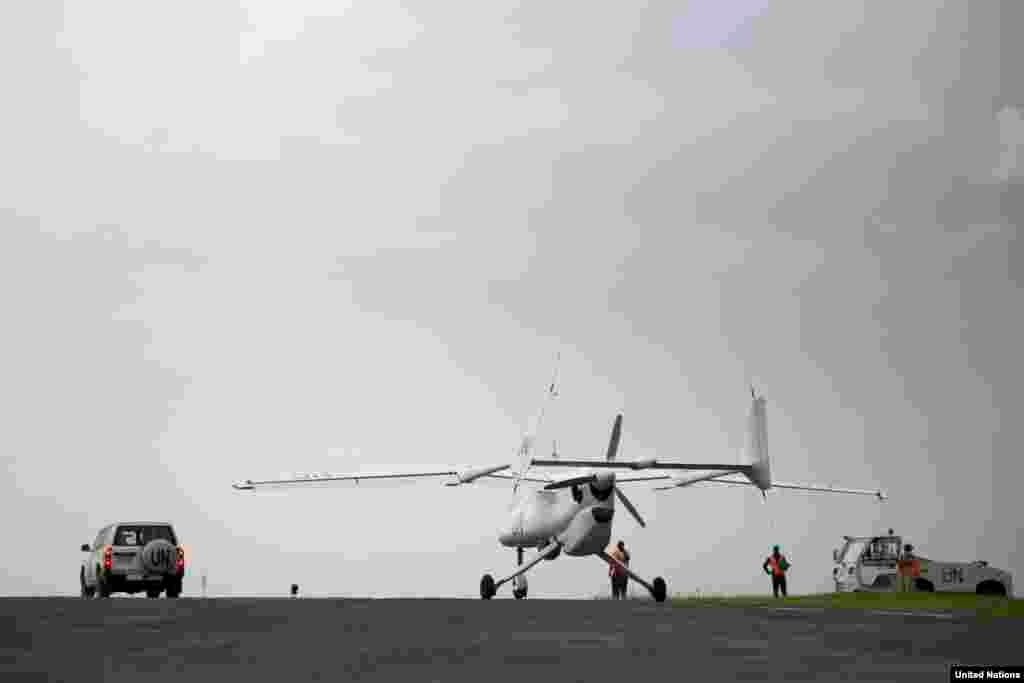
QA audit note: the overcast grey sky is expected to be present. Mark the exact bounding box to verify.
[2,1,1020,598]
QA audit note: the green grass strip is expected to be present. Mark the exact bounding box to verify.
[666,591,1024,617]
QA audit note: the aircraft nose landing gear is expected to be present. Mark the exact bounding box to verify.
[480,574,496,599]
[480,541,560,600]
[512,574,528,600]
[512,547,528,599]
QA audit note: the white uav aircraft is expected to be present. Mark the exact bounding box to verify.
[233,372,886,601]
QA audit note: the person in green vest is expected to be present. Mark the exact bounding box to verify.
[763,545,791,598]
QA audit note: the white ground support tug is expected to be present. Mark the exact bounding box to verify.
[832,531,1013,597]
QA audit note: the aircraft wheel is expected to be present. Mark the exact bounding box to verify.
[652,577,667,603]
[480,574,496,600]
[513,588,527,600]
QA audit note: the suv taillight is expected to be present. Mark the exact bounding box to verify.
[176,546,185,573]
[103,545,112,572]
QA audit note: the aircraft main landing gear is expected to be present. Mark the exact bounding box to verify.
[600,550,669,603]
[512,547,528,600]
[652,576,667,603]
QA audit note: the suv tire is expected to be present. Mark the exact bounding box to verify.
[80,571,94,598]
[95,572,112,598]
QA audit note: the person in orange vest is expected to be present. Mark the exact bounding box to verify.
[897,544,918,592]
[608,540,631,599]
[763,545,791,598]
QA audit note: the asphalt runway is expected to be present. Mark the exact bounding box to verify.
[2,597,1019,682]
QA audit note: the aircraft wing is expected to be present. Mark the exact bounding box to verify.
[232,464,553,491]
[536,470,676,488]
[479,469,556,484]
[613,473,678,483]
[646,470,737,489]
[654,472,887,499]
[530,460,885,498]
[529,458,754,475]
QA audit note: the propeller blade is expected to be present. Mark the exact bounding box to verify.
[614,486,646,528]
[543,475,595,491]
[605,414,623,462]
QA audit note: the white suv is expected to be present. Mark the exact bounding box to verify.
[80,522,185,598]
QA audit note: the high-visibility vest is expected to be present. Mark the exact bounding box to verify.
[609,548,628,577]
[898,556,921,577]
[767,555,787,576]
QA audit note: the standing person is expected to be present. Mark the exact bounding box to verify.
[763,545,791,598]
[898,544,917,592]
[609,541,631,599]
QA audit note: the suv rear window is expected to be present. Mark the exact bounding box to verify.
[114,525,177,546]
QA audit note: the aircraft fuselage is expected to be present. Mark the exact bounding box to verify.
[498,472,616,556]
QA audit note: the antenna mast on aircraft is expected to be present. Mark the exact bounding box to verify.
[513,351,561,493]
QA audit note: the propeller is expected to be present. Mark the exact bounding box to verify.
[542,413,646,528]
[605,414,622,462]
[602,414,645,527]
[544,475,594,489]
[543,473,646,528]
[614,487,646,528]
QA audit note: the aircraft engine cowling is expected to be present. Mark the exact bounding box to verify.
[589,471,615,501]
[456,464,510,484]
[557,505,613,556]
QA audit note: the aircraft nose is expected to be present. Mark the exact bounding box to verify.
[498,509,523,546]
[592,507,614,524]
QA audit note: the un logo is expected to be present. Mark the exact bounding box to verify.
[147,544,174,572]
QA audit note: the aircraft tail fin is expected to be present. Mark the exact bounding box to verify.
[700,389,885,501]
[743,389,771,490]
